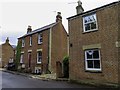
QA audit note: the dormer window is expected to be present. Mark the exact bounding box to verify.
[30,36,32,46]
[83,14,98,32]
[22,39,25,47]
[38,33,43,44]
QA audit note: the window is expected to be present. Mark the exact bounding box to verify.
[37,51,42,64]
[83,14,98,32]
[22,39,25,47]
[38,33,43,44]
[30,36,32,46]
[85,49,101,71]
[20,54,24,64]
[9,58,13,63]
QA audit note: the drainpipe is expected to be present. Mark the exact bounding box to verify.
[48,28,52,73]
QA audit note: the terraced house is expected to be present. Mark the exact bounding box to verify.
[18,12,68,75]
[68,1,120,86]
[0,38,16,68]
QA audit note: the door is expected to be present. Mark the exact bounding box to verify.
[28,53,31,68]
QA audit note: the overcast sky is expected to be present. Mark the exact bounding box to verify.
[0,0,118,45]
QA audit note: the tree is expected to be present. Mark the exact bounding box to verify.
[14,41,22,70]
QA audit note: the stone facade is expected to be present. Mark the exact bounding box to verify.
[68,1,120,85]
[0,38,15,67]
[18,12,68,74]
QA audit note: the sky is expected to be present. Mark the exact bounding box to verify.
[0,0,118,45]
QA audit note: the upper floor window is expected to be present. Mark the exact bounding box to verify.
[37,51,42,64]
[22,39,25,47]
[38,33,43,44]
[85,49,101,71]
[30,36,32,46]
[83,14,98,32]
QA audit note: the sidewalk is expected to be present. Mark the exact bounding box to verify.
[1,68,119,88]
[0,68,69,81]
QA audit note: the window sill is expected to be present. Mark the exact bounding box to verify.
[38,43,43,45]
[83,29,98,34]
[85,70,102,73]
[37,62,42,64]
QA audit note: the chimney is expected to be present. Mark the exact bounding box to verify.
[56,12,62,22]
[6,37,9,43]
[27,25,32,34]
[76,0,84,14]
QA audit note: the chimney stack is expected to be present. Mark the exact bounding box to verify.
[76,0,84,14]
[56,12,62,22]
[27,25,32,34]
[6,37,9,43]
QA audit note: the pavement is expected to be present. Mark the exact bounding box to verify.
[0,68,119,89]
[2,70,94,88]
[0,68,69,81]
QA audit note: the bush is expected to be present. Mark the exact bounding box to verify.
[63,56,69,78]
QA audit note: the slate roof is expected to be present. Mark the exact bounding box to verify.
[11,45,16,49]
[67,1,119,19]
[18,22,57,39]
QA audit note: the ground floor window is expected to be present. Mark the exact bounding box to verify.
[85,49,101,71]
[20,54,24,64]
[37,51,42,64]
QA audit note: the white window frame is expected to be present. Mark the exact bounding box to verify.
[85,49,101,71]
[30,36,32,46]
[37,51,42,64]
[38,33,43,44]
[22,39,25,47]
[83,14,98,33]
[20,54,24,64]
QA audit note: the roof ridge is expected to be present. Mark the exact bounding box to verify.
[67,1,119,19]
[18,22,57,39]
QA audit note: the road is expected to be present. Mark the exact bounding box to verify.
[1,71,94,88]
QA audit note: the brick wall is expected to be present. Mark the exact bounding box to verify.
[51,22,68,73]
[118,1,120,85]
[18,22,68,74]
[1,43,14,67]
[68,3,119,84]
[19,29,49,73]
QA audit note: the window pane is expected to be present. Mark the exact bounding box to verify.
[38,51,42,57]
[93,50,99,58]
[84,17,89,23]
[85,24,90,31]
[94,60,100,68]
[87,60,93,68]
[87,52,92,59]
[91,22,96,29]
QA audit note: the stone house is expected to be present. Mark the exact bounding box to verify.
[18,12,68,75]
[0,38,16,68]
[67,1,120,86]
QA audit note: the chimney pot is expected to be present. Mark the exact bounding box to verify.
[56,12,62,22]
[76,0,84,14]
[27,25,32,34]
[6,37,9,43]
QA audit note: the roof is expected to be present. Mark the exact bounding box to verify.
[11,45,16,49]
[67,1,119,19]
[18,22,57,39]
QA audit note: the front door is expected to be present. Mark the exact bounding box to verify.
[28,53,31,68]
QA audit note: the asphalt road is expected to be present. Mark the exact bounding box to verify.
[1,71,94,88]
